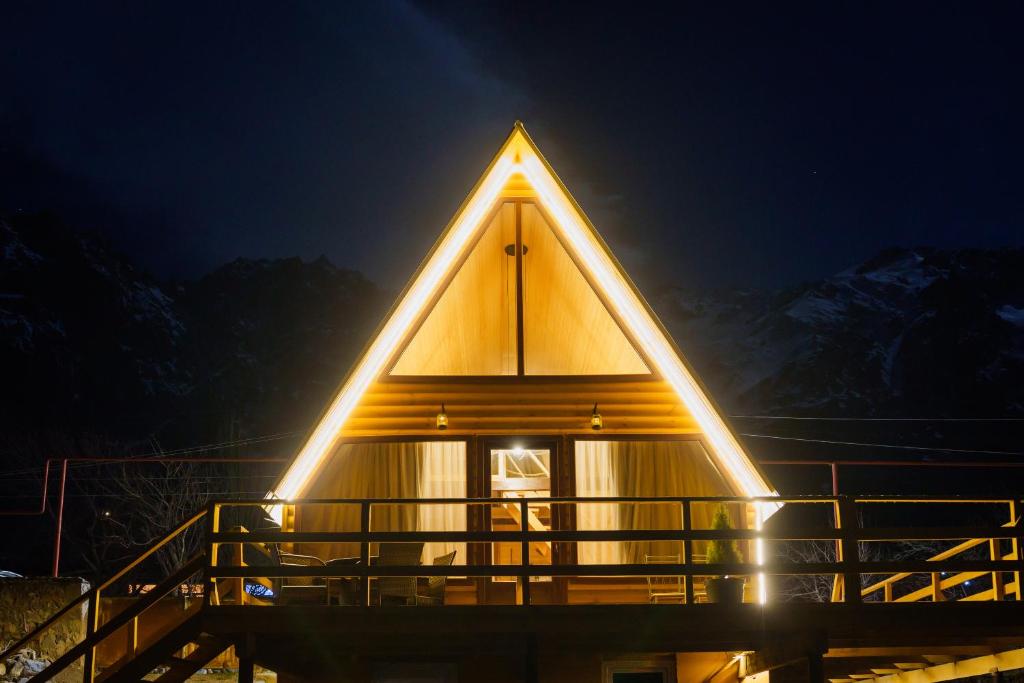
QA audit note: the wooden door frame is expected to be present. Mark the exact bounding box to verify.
[471,435,566,604]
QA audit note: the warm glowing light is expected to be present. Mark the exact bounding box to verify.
[436,403,449,431]
[272,152,516,500]
[590,403,603,431]
[517,150,772,497]
[755,501,767,604]
[512,445,524,455]
[267,504,284,527]
[271,123,777,502]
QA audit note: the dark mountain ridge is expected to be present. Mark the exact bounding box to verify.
[2,214,1022,461]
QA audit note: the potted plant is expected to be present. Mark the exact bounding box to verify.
[705,504,745,604]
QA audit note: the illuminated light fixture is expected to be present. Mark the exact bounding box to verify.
[436,404,448,431]
[512,445,523,455]
[270,122,777,504]
[590,403,603,431]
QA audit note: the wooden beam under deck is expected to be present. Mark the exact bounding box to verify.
[202,603,1024,654]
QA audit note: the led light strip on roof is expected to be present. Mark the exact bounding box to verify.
[518,152,772,497]
[273,154,516,500]
[272,124,774,501]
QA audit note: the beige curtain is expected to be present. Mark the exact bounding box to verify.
[295,441,466,564]
[416,441,467,563]
[574,440,735,564]
[574,441,623,565]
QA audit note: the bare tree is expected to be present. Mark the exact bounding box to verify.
[85,461,212,589]
[771,537,985,603]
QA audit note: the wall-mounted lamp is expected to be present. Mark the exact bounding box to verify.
[436,403,448,431]
[590,403,603,431]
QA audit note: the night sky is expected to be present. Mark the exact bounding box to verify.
[2,2,1021,291]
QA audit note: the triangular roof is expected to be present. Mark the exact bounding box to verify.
[272,122,774,500]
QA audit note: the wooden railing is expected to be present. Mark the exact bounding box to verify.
[1,509,208,683]
[206,495,1024,607]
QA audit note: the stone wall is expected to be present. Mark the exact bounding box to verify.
[0,577,89,683]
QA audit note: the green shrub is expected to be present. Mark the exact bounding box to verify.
[705,504,743,565]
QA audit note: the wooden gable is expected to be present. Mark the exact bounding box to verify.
[272,123,774,500]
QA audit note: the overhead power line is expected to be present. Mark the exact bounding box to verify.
[739,432,1024,456]
[730,415,1024,422]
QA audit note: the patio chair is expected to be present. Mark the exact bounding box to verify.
[415,550,457,605]
[644,553,686,604]
[325,556,362,605]
[376,542,424,606]
[276,551,329,605]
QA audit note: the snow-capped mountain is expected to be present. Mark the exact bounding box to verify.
[656,247,1024,418]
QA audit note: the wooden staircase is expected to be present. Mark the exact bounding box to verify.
[95,614,229,683]
[0,509,229,683]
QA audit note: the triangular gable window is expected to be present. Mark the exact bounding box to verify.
[521,203,648,375]
[390,200,649,376]
[391,204,517,375]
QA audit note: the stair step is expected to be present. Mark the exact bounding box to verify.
[95,614,204,683]
[192,634,222,648]
[165,656,197,669]
[153,643,229,683]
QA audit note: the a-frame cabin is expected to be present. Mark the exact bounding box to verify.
[12,123,1024,683]
[262,120,776,593]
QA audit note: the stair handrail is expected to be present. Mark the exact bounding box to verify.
[860,518,1018,601]
[26,555,206,683]
[0,508,208,663]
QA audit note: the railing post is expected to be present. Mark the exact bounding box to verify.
[682,500,695,605]
[82,590,98,683]
[837,496,862,604]
[520,499,531,606]
[203,502,220,608]
[1013,500,1023,602]
[930,572,944,602]
[990,537,1005,601]
[359,502,371,606]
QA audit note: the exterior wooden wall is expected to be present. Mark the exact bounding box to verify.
[342,377,700,437]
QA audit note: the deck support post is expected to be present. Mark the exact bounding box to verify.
[238,657,254,683]
[237,633,256,683]
[806,650,824,683]
[523,634,538,683]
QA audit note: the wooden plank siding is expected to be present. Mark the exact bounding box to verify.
[341,378,699,436]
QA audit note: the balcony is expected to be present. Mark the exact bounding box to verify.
[207,495,1023,608]
[7,495,1023,683]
